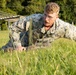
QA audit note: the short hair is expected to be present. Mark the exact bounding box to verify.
[44,2,60,14]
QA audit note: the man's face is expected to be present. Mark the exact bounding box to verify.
[43,12,58,27]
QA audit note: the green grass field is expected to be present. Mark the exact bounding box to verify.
[0,31,76,75]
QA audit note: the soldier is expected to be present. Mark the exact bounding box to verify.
[1,2,76,51]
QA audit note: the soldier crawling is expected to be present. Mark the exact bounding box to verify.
[1,2,76,51]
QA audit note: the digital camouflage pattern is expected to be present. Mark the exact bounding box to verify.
[2,14,76,51]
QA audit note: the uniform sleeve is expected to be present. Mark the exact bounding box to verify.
[64,22,76,41]
[9,17,27,48]
[9,14,43,48]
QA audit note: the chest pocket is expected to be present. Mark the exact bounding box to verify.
[33,29,54,47]
[55,27,65,38]
[33,29,44,43]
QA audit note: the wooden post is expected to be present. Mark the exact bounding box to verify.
[28,19,33,46]
[8,19,10,29]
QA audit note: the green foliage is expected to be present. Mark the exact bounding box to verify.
[0,31,76,75]
[24,0,49,15]
[1,8,17,15]
[6,0,24,14]
[56,0,76,24]
[1,24,8,30]
[0,21,8,30]
[0,0,6,8]
[0,0,76,24]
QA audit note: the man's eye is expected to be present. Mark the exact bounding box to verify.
[48,16,52,18]
[44,14,53,19]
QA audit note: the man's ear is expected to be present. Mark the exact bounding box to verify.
[56,14,59,18]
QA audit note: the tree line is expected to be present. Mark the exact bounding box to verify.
[0,0,76,24]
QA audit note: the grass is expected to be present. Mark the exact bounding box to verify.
[0,31,9,48]
[0,31,76,75]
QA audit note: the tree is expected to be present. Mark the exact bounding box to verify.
[24,0,49,15]
[0,0,6,8]
[6,0,24,14]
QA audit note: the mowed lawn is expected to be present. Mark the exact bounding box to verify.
[0,30,9,48]
[0,30,76,75]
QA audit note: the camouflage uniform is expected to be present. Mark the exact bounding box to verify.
[2,14,76,50]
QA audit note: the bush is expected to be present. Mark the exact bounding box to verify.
[1,24,8,30]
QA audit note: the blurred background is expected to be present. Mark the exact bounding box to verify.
[0,0,76,30]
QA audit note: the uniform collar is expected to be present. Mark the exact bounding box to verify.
[41,19,57,34]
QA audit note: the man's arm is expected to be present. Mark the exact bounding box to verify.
[9,18,25,50]
[56,19,76,41]
[64,22,76,41]
[9,14,43,50]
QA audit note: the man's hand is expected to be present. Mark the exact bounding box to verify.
[16,46,26,51]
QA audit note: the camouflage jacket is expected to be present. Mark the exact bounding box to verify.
[9,13,76,48]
